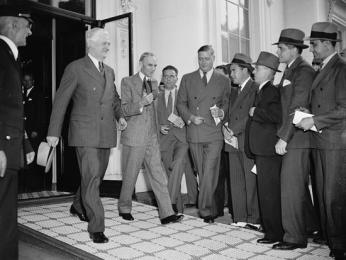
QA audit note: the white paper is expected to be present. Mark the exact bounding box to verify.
[168,113,184,128]
[225,136,238,149]
[251,165,257,175]
[293,110,321,133]
[210,105,221,126]
[283,79,291,87]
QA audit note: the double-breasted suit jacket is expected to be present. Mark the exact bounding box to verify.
[310,54,346,251]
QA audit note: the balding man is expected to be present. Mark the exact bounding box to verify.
[47,28,127,243]
[0,5,34,259]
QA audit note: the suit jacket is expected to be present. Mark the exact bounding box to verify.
[48,55,123,148]
[246,81,282,156]
[157,88,187,151]
[177,70,231,143]
[224,79,258,152]
[310,54,346,149]
[277,56,315,149]
[0,39,25,170]
[120,73,160,146]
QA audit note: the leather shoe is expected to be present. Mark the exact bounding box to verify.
[89,232,109,243]
[244,223,262,232]
[203,216,215,224]
[312,236,327,245]
[160,214,184,224]
[119,213,134,221]
[257,237,277,244]
[70,205,88,222]
[273,241,307,250]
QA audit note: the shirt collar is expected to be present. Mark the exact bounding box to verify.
[139,71,151,81]
[287,57,297,68]
[240,77,251,90]
[88,53,101,70]
[0,35,18,60]
[258,80,270,91]
[321,52,337,69]
[199,69,214,81]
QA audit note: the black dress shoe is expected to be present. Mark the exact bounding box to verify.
[119,213,134,221]
[257,237,277,244]
[312,236,328,245]
[160,214,184,224]
[89,232,109,243]
[203,216,215,224]
[70,205,88,222]
[272,241,307,250]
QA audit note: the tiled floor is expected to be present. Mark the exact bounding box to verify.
[18,198,330,260]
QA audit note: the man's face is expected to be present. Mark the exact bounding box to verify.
[23,75,34,90]
[90,32,110,61]
[276,43,295,64]
[254,65,271,84]
[141,55,157,77]
[309,40,328,60]
[230,64,247,85]
[198,50,215,72]
[162,69,177,90]
[14,18,32,47]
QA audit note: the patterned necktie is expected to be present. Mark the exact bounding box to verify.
[167,91,173,115]
[202,72,207,86]
[143,77,152,94]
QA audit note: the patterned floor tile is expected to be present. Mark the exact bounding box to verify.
[220,248,255,259]
[131,241,165,253]
[155,249,192,260]
[130,220,158,229]
[151,236,184,248]
[296,255,330,260]
[150,226,178,235]
[201,254,237,260]
[194,238,228,251]
[108,246,144,259]
[115,234,142,245]
[187,228,217,237]
[236,243,270,254]
[131,230,162,240]
[170,232,201,242]
[211,234,243,245]
[265,249,302,259]
[176,243,211,257]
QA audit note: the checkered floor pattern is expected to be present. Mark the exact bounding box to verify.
[18,198,330,260]
[18,191,72,200]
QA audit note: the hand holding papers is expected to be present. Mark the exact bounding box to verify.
[210,104,223,126]
[293,110,321,133]
[223,123,238,149]
[168,113,185,128]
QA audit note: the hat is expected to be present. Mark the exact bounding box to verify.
[0,5,33,24]
[37,142,55,173]
[273,28,309,49]
[305,22,341,42]
[253,51,281,72]
[231,53,254,72]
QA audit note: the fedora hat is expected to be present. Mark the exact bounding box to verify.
[253,51,281,72]
[231,53,254,72]
[0,5,33,24]
[305,22,341,42]
[37,142,55,173]
[273,28,309,49]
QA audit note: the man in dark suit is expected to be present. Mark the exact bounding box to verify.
[246,51,283,244]
[177,45,231,223]
[297,22,346,259]
[157,65,197,213]
[0,6,34,259]
[223,53,260,230]
[272,28,318,251]
[119,53,183,225]
[47,28,126,243]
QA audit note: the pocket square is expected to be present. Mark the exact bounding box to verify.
[283,79,291,87]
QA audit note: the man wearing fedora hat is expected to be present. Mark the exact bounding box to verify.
[296,22,346,259]
[245,51,283,244]
[271,28,318,251]
[223,53,260,230]
[0,5,34,259]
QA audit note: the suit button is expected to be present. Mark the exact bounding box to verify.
[101,117,104,120]
[320,88,323,91]
[6,136,11,140]
[317,105,321,108]
[239,106,242,109]
[235,117,238,120]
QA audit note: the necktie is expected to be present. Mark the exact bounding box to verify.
[143,77,152,94]
[167,91,173,115]
[98,61,104,73]
[202,72,207,86]
[237,86,241,95]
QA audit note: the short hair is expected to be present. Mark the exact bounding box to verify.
[162,65,178,75]
[198,45,214,56]
[86,28,108,48]
[0,16,18,36]
[215,65,228,75]
[287,44,303,55]
[139,52,155,62]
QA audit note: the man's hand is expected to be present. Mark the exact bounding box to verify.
[190,115,205,125]
[222,125,234,142]
[117,118,127,131]
[26,151,35,165]
[296,117,314,131]
[139,93,154,107]
[210,107,224,119]
[249,107,256,117]
[172,117,185,128]
[47,136,59,147]
[160,125,170,135]
[0,151,7,178]
[275,139,287,155]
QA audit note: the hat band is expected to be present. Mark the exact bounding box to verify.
[278,36,304,45]
[310,30,338,40]
[232,58,250,65]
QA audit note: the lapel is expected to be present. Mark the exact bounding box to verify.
[311,54,339,90]
[100,65,113,102]
[230,79,254,113]
[132,73,144,97]
[198,70,218,103]
[255,81,271,105]
[0,39,21,73]
[83,56,105,83]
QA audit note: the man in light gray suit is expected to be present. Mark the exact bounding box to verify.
[118,52,183,225]
[177,45,231,223]
[47,28,126,243]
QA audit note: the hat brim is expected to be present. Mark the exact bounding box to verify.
[253,62,281,73]
[304,37,342,42]
[272,41,309,49]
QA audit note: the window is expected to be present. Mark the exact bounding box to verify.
[221,0,250,63]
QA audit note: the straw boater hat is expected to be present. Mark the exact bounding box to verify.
[305,22,341,42]
[230,53,254,72]
[253,51,281,72]
[37,142,55,173]
[0,5,33,24]
[273,28,309,49]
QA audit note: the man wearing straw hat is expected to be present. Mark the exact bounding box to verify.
[296,22,346,259]
[245,51,283,244]
[271,28,318,250]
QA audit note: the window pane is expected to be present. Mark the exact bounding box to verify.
[30,0,92,16]
[240,9,249,38]
[222,33,229,63]
[239,0,249,9]
[229,0,239,5]
[229,35,240,61]
[227,2,239,35]
[221,0,227,32]
[240,38,250,55]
